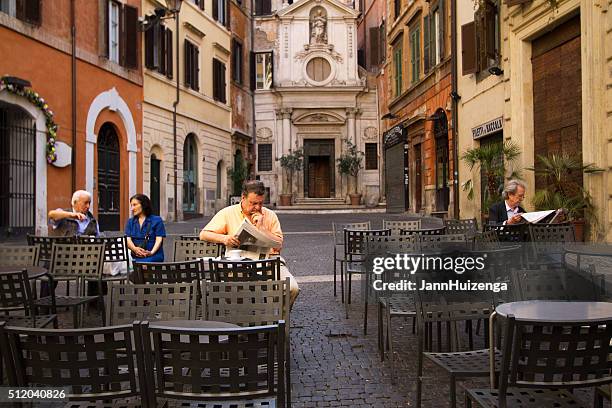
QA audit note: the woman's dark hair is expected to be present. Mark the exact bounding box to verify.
[130,194,153,217]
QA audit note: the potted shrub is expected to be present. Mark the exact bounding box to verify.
[227,155,248,204]
[279,148,304,206]
[337,139,364,206]
[528,153,603,241]
[461,140,522,224]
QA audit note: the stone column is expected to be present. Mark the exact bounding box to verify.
[282,108,293,153]
[346,108,357,144]
[274,109,284,160]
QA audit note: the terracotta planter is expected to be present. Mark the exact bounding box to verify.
[349,193,362,206]
[279,194,292,206]
[571,219,585,242]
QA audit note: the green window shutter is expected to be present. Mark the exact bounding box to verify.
[423,15,430,74]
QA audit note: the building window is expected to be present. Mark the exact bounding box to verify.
[213,0,228,26]
[409,23,421,84]
[213,58,227,103]
[254,0,271,15]
[365,143,378,170]
[258,144,273,172]
[191,0,204,9]
[232,40,243,84]
[255,52,273,90]
[109,1,120,63]
[393,0,400,20]
[424,1,444,74]
[392,39,402,97]
[1,0,40,24]
[461,0,500,75]
[145,22,173,79]
[102,0,138,69]
[184,40,199,91]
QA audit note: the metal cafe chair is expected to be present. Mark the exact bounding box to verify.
[131,259,205,285]
[415,297,500,408]
[141,321,288,408]
[528,223,575,266]
[26,235,77,297]
[203,278,292,404]
[465,316,612,408]
[209,258,282,282]
[343,228,391,319]
[484,223,530,243]
[173,238,221,261]
[0,245,39,267]
[33,243,105,328]
[382,219,422,235]
[444,218,478,237]
[400,226,446,236]
[0,322,146,407]
[332,221,371,299]
[106,281,198,325]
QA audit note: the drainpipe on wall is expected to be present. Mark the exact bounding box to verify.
[251,0,256,182]
[71,0,77,192]
[173,13,180,221]
[450,0,460,219]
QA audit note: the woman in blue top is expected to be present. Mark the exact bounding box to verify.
[125,194,166,262]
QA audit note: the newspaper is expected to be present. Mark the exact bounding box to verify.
[230,219,282,260]
[519,209,563,224]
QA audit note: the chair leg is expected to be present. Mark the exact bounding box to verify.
[363,288,368,335]
[378,302,384,361]
[333,247,337,297]
[72,306,79,328]
[340,261,345,303]
[386,310,395,383]
[416,346,423,408]
[449,375,457,408]
[345,273,350,319]
[465,391,473,408]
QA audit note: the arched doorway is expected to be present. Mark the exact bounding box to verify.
[434,109,450,212]
[0,102,36,238]
[150,153,161,215]
[182,134,198,214]
[97,123,121,231]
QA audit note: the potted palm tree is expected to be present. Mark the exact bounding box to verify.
[461,140,522,223]
[278,148,304,206]
[337,139,364,206]
[528,153,603,241]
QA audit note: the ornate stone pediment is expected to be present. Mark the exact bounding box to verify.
[294,43,343,63]
[256,127,273,140]
[293,111,345,125]
[363,126,378,140]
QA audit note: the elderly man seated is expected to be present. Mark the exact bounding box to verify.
[200,180,300,306]
[48,190,99,237]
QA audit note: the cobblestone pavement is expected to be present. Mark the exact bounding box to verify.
[47,213,602,407]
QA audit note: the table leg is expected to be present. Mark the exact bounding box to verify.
[489,311,497,389]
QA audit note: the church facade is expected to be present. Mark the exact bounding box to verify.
[253,0,382,206]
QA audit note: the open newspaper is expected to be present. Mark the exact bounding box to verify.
[519,209,564,224]
[230,219,282,260]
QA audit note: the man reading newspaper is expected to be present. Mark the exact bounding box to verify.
[200,180,299,305]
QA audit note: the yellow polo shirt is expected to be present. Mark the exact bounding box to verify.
[203,204,283,256]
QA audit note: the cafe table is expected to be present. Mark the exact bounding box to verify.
[564,243,612,273]
[489,300,612,386]
[0,265,47,280]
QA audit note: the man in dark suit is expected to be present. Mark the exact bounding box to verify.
[489,180,527,225]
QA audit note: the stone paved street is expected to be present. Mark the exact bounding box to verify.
[47,213,602,407]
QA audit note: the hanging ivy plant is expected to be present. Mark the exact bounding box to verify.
[0,76,58,163]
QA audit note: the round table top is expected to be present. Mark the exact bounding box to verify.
[151,320,240,329]
[0,265,47,279]
[564,243,612,257]
[496,301,612,323]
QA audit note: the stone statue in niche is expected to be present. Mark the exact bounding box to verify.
[310,8,327,44]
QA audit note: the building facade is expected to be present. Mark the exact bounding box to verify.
[383,0,455,216]
[253,0,382,206]
[142,0,232,220]
[457,0,611,241]
[0,0,143,236]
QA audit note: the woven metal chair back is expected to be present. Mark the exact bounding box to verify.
[209,258,281,282]
[344,229,391,260]
[400,227,446,236]
[382,219,422,235]
[511,267,568,301]
[0,245,39,267]
[173,239,220,261]
[106,282,198,325]
[417,234,468,252]
[332,221,371,245]
[76,235,129,264]
[180,234,201,241]
[529,223,575,259]
[49,243,105,284]
[365,235,419,256]
[26,235,76,264]
[472,230,501,250]
[204,278,290,328]
[0,270,33,314]
[0,322,146,402]
[444,218,478,235]
[141,322,286,406]
[484,224,530,243]
[499,316,612,396]
[132,259,204,285]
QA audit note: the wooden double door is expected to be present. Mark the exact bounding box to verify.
[304,139,335,198]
